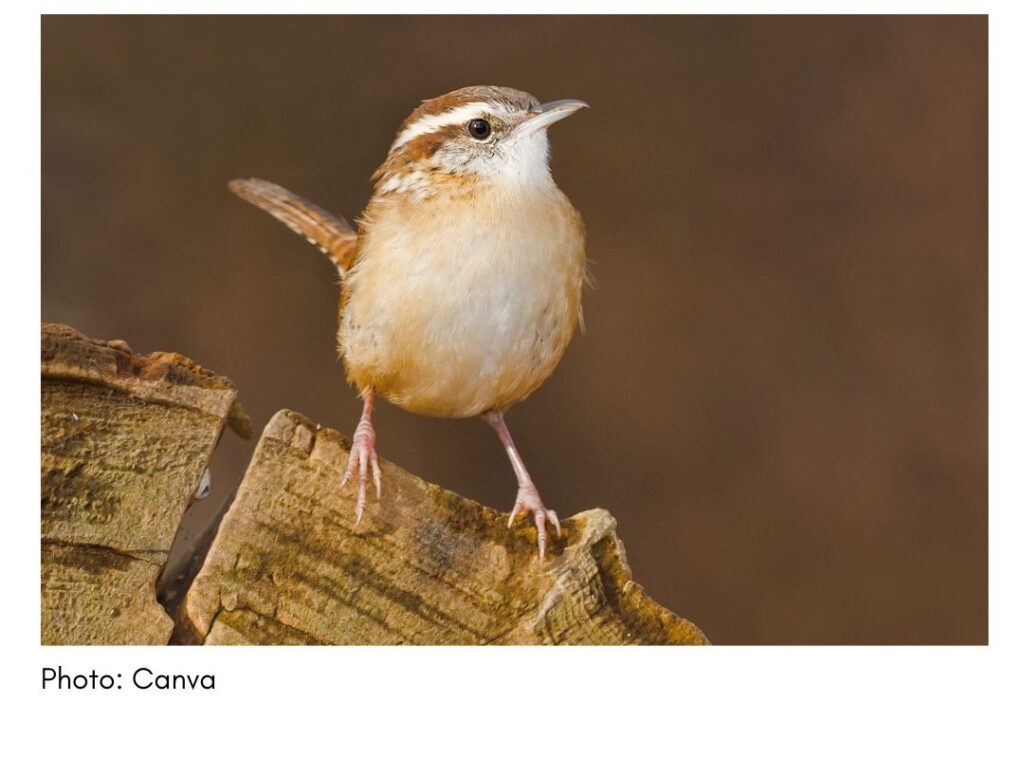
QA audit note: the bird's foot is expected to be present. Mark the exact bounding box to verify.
[508,483,561,561]
[340,409,381,525]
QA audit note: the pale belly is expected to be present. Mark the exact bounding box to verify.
[338,192,585,417]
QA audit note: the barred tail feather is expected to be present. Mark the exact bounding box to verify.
[228,178,357,276]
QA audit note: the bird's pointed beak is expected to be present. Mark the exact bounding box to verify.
[514,99,589,138]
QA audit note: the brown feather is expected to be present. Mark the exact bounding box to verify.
[228,178,358,273]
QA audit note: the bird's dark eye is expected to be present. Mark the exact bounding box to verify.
[467,118,492,140]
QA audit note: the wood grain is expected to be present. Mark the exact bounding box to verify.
[41,324,248,644]
[182,409,708,645]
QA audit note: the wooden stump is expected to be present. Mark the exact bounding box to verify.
[40,324,249,644]
[41,323,707,646]
[182,410,708,645]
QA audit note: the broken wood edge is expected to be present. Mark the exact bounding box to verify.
[41,322,252,438]
[161,488,237,642]
[175,411,308,645]
[582,517,711,645]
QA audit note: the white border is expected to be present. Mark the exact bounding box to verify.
[7,3,1019,772]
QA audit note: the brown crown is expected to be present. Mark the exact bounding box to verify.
[371,86,539,186]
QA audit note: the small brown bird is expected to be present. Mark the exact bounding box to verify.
[230,85,589,559]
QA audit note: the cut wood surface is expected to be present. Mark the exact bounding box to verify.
[41,323,708,646]
[40,324,249,644]
[182,409,708,645]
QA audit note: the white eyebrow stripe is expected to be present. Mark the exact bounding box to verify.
[389,101,496,152]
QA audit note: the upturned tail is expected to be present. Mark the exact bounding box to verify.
[228,178,357,277]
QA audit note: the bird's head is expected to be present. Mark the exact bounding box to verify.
[372,85,588,199]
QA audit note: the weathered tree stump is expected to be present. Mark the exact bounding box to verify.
[41,323,708,645]
[181,410,708,645]
[40,324,249,644]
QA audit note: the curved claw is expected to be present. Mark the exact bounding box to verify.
[508,486,561,560]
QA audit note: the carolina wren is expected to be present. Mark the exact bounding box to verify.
[230,85,588,559]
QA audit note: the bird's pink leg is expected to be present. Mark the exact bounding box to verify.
[340,390,382,525]
[485,411,561,560]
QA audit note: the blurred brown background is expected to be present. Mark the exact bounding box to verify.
[41,15,986,644]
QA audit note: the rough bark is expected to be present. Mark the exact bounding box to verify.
[40,324,249,644]
[181,410,708,645]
